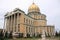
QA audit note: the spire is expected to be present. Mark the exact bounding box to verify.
[33,0,34,4]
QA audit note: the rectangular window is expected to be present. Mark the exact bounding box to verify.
[31,21,32,24]
[24,18,25,23]
[26,27,28,33]
[18,24,20,32]
[15,26,16,32]
[26,19,27,23]
[29,20,30,24]
[29,27,30,32]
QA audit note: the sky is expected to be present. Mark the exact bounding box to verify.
[0,0,60,32]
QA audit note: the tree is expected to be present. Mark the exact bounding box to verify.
[59,31,60,36]
[9,31,13,38]
[0,30,4,40]
[55,31,58,37]
[5,31,8,38]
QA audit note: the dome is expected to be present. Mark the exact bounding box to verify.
[28,3,40,12]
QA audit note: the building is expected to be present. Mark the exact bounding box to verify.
[4,3,55,37]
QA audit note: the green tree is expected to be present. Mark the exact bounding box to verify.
[55,31,58,37]
[5,31,8,38]
[9,31,13,38]
[0,30,4,40]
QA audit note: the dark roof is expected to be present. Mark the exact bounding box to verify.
[13,8,25,13]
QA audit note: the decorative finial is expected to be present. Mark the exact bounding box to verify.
[33,0,34,4]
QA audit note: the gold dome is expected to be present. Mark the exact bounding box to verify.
[28,3,40,12]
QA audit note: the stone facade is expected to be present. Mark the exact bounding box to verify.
[4,3,55,37]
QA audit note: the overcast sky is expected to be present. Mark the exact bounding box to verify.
[0,0,60,31]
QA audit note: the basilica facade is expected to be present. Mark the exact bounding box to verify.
[4,3,54,37]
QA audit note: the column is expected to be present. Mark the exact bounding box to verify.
[9,16,10,32]
[24,26,27,37]
[17,13,18,32]
[11,16,13,32]
[10,16,12,32]
[10,15,12,32]
[18,13,20,32]
[5,17,8,31]
[12,15,14,32]
[35,27,37,37]
[7,17,9,32]
[14,14,15,32]
[30,27,33,37]
[6,17,9,32]
[3,17,5,32]
[12,15,13,32]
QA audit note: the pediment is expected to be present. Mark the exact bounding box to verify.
[13,8,21,12]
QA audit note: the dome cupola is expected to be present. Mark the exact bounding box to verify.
[28,3,40,12]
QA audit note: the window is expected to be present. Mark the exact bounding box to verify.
[24,18,25,23]
[26,19,28,23]
[29,27,30,32]
[29,20,30,24]
[31,27,32,33]
[9,26,10,32]
[26,27,28,33]
[15,26,16,32]
[27,19,28,23]
[31,21,32,24]
[18,24,20,32]
[19,13,21,16]
[12,26,13,32]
